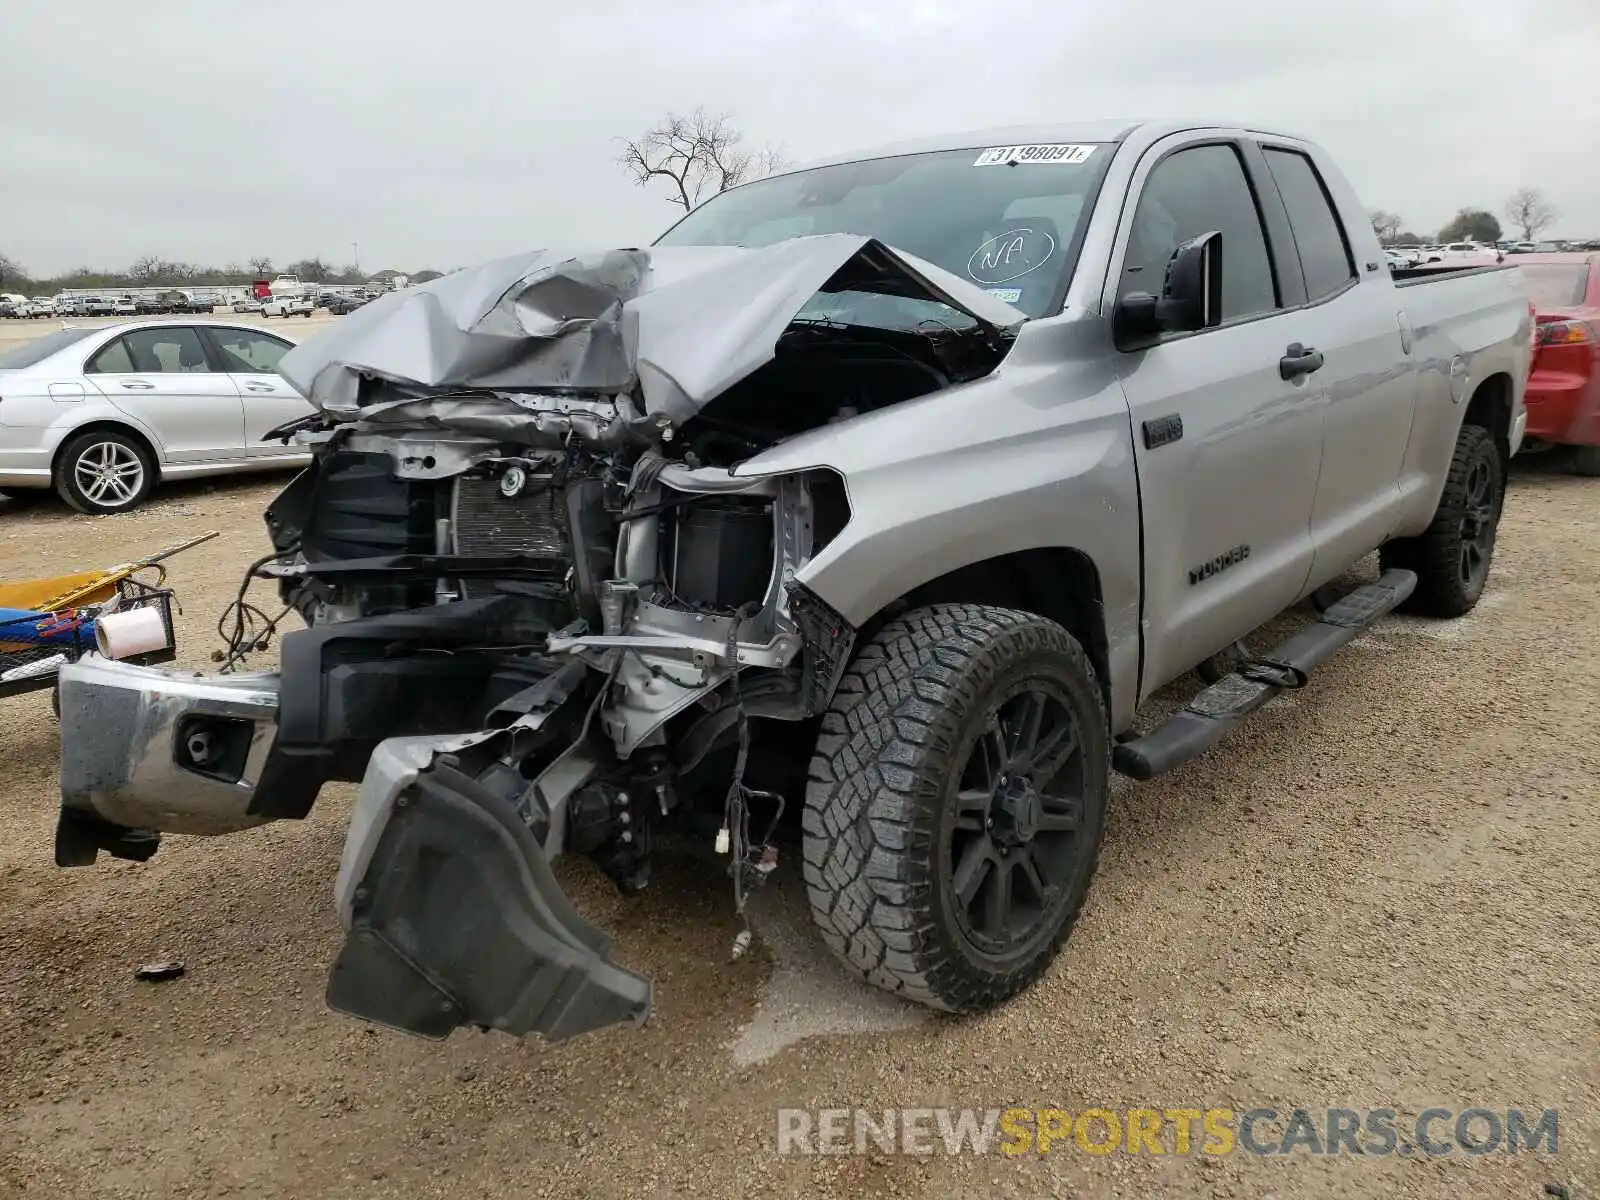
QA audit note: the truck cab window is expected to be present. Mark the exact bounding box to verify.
[1120,143,1278,323]
[1263,148,1357,301]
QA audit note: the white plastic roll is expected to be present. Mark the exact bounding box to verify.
[95,607,169,660]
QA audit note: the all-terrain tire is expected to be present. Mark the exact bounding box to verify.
[1570,446,1600,477]
[802,603,1109,1012]
[1380,423,1502,618]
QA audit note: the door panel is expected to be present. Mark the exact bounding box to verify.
[1107,138,1325,698]
[199,327,314,458]
[1258,144,1416,582]
[1122,323,1323,694]
[1302,295,1417,579]
[85,327,245,463]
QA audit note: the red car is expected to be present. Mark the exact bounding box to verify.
[1515,252,1600,475]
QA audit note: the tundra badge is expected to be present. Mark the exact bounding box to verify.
[1189,545,1250,586]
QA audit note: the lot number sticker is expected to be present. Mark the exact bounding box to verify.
[973,144,1095,167]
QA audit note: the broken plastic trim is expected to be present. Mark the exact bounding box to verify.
[328,751,650,1042]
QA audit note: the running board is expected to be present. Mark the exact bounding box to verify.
[1113,569,1417,781]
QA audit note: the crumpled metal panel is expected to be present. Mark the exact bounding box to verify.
[277,235,1024,423]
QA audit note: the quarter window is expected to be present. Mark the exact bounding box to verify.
[86,337,134,374]
[1120,144,1278,324]
[1263,148,1357,301]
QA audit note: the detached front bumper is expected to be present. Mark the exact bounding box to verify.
[56,657,280,862]
[56,655,653,1043]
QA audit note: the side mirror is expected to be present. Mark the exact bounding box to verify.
[1160,231,1223,332]
[1114,231,1223,346]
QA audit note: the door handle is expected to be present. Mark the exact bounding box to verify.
[244,384,277,392]
[119,381,155,390]
[1279,343,1325,381]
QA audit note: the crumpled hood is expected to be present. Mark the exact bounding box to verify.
[277,234,1025,425]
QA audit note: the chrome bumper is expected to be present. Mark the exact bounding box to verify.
[57,656,280,836]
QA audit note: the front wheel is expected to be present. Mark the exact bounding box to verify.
[803,604,1109,1012]
[54,430,155,514]
[1381,423,1503,617]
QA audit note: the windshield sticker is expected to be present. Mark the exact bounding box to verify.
[967,228,1058,285]
[985,287,1023,304]
[973,144,1095,167]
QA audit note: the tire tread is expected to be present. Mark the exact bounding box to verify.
[802,603,1108,1013]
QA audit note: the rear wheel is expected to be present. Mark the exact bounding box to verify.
[54,430,155,514]
[803,604,1108,1012]
[1380,424,1502,617]
[1570,446,1600,477]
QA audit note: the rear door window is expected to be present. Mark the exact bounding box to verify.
[1262,148,1357,302]
[206,328,293,373]
[1119,142,1279,323]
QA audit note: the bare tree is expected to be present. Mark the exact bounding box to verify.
[1504,187,1558,241]
[1369,209,1403,245]
[0,253,19,289]
[248,256,275,275]
[618,108,790,210]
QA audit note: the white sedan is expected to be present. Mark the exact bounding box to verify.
[0,320,314,513]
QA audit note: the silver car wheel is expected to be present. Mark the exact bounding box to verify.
[73,440,145,507]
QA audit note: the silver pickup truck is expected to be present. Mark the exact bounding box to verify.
[56,120,1531,1042]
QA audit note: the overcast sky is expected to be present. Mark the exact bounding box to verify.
[3,0,1596,276]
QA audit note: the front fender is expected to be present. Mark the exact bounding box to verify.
[725,351,1142,729]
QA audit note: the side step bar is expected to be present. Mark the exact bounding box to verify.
[1113,569,1417,781]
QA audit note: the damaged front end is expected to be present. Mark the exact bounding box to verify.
[56,235,1021,1043]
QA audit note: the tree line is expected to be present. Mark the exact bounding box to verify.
[1370,187,1562,246]
[0,253,446,295]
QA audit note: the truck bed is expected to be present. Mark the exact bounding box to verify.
[1390,263,1515,287]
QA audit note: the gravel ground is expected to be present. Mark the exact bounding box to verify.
[0,361,1596,1198]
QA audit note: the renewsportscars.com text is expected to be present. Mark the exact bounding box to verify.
[776,1106,1558,1158]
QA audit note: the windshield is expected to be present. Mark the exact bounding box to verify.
[1517,264,1589,309]
[0,327,99,369]
[655,144,1110,319]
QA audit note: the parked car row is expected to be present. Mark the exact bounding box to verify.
[3,286,386,322]
[2,294,225,319]
[0,297,62,318]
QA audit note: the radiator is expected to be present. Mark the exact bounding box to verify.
[452,476,569,564]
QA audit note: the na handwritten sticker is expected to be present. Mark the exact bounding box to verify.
[968,228,1057,285]
[973,144,1095,167]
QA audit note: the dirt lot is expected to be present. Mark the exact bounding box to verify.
[0,352,1596,1197]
